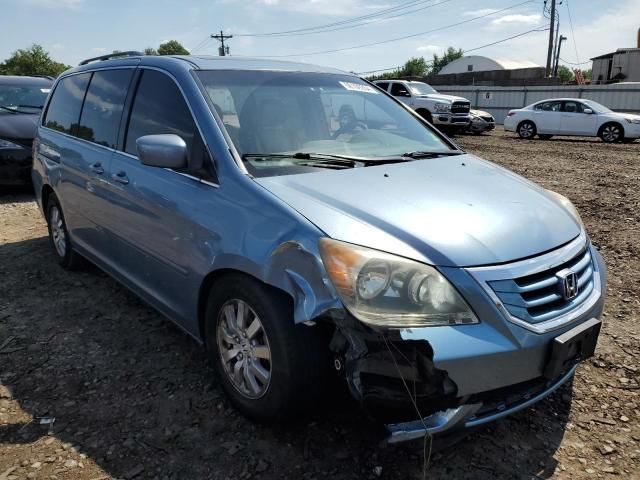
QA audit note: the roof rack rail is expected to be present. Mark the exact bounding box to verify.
[79,51,144,66]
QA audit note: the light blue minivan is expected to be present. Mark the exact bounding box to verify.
[33,53,606,443]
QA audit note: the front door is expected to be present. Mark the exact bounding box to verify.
[103,68,218,333]
[560,100,598,135]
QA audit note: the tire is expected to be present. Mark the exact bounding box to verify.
[538,134,553,140]
[417,109,433,124]
[45,194,84,270]
[599,123,623,143]
[204,274,328,423]
[517,121,536,140]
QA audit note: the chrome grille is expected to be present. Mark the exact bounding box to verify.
[451,101,470,114]
[487,248,595,324]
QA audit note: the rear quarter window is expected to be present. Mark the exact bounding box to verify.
[43,73,91,135]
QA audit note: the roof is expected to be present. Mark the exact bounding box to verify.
[591,48,640,60]
[0,75,54,85]
[66,54,350,77]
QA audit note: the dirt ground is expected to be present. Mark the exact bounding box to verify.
[1,128,639,480]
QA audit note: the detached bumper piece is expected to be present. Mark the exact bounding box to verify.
[385,364,578,444]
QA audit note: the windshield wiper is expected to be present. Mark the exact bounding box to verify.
[0,106,19,114]
[401,150,465,159]
[242,152,410,168]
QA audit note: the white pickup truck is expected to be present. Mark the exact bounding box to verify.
[374,80,471,132]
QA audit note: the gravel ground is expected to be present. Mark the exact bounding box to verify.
[1,128,639,480]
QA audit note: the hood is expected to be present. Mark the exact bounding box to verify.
[256,154,581,267]
[470,109,491,117]
[0,113,39,140]
[419,93,469,104]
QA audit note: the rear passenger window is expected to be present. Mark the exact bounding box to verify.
[77,69,133,148]
[125,70,197,157]
[376,82,389,92]
[43,73,91,135]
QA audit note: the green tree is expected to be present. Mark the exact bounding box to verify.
[157,40,189,56]
[144,47,158,56]
[0,44,69,77]
[557,65,575,83]
[581,68,592,82]
[431,47,464,75]
[403,57,429,77]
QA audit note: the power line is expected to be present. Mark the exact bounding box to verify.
[251,0,533,58]
[235,0,453,37]
[565,0,580,63]
[357,26,549,75]
[559,57,590,65]
[191,36,213,53]
[235,0,436,37]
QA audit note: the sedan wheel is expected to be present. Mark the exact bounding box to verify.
[216,299,272,399]
[600,124,622,143]
[517,121,536,139]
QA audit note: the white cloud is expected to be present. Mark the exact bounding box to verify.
[463,8,499,17]
[492,14,541,26]
[28,0,84,8]
[416,45,441,53]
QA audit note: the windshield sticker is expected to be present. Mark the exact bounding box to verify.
[339,81,378,94]
[40,89,51,93]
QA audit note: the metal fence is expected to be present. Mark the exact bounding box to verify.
[434,84,640,123]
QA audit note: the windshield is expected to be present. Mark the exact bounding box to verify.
[195,70,454,177]
[407,82,437,96]
[582,100,612,113]
[0,84,50,114]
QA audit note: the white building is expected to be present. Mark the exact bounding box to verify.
[591,48,640,84]
[438,55,540,75]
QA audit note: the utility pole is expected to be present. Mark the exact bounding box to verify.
[211,30,233,56]
[545,0,556,77]
[553,35,567,77]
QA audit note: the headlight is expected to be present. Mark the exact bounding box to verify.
[318,238,478,328]
[546,190,583,227]
[0,139,25,150]
[434,103,450,113]
[624,117,640,124]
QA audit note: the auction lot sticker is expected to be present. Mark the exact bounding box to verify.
[339,81,379,94]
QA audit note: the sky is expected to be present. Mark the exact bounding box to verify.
[1,0,638,74]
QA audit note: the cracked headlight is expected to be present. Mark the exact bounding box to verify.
[546,190,584,228]
[318,238,478,328]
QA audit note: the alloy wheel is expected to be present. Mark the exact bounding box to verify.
[519,122,534,139]
[217,299,272,399]
[602,125,621,142]
[49,206,67,257]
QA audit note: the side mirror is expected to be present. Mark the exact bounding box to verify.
[136,134,188,169]
[583,108,594,114]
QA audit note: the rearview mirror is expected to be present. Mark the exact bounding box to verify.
[136,134,188,169]
[583,108,594,114]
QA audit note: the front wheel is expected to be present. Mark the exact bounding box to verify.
[599,123,623,143]
[204,274,328,423]
[517,121,536,139]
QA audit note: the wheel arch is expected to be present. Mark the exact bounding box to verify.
[197,242,342,341]
[41,184,55,211]
[598,121,625,137]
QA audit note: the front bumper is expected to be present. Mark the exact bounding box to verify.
[331,240,606,442]
[0,148,32,186]
[433,113,471,128]
[468,119,496,133]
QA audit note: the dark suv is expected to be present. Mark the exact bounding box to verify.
[0,75,53,186]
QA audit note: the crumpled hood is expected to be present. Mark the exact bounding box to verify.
[256,154,581,267]
[418,93,469,104]
[0,113,39,139]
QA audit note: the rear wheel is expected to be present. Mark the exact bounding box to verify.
[538,134,553,140]
[45,194,84,270]
[517,121,536,140]
[599,123,623,143]
[204,274,328,423]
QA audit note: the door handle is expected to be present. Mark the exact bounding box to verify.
[112,171,129,185]
[90,162,104,174]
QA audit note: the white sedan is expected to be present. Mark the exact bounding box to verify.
[504,98,640,143]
